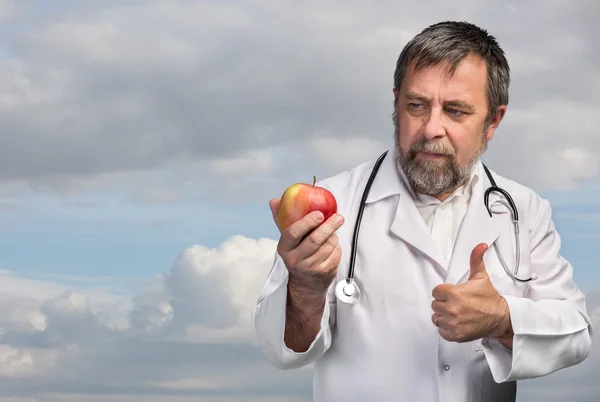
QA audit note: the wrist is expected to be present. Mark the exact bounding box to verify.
[288,273,329,298]
[284,277,327,352]
[493,296,514,348]
[287,277,327,316]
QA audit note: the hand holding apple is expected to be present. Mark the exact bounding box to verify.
[269,177,343,293]
[269,179,343,353]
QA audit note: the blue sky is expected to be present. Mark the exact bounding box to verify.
[0,1,598,401]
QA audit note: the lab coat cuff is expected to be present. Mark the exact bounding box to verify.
[255,277,331,369]
[481,295,522,383]
[280,296,331,358]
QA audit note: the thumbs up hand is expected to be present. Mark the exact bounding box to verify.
[431,243,513,346]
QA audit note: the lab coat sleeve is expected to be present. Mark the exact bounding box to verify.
[482,197,593,383]
[252,251,335,370]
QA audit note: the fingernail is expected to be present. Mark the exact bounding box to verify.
[336,214,344,224]
[315,212,324,221]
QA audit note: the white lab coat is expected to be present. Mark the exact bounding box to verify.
[252,147,593,402]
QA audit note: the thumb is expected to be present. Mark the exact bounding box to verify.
[468,243,489,280]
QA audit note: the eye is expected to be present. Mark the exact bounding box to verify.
[409,103,424,110]
[446,108,463,116]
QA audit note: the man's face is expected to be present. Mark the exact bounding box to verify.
[393,54,505,198]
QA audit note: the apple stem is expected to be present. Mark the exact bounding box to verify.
[313,176,316,186]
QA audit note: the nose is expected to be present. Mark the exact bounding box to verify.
[422,108,446,139]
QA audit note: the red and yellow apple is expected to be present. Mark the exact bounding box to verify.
[277,176,338,231]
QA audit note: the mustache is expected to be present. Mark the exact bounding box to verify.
[409,140,454,156]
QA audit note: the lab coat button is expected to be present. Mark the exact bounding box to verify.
[444,365,450,371]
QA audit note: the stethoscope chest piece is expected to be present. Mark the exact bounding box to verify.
[335,278,361,304]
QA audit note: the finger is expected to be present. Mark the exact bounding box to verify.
[435,315,452,331]
[279,211,326,252]
[290,243,342,290]
[295,233,339,272]
[269,198,281,232]
[437,326,456,342]
[314,243,342,279]
[293,213,344,259]
[432,313,440,327]
[432,284,451,301]
[431,299,446,315]
[468,243,489,280]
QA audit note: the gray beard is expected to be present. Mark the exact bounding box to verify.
[393,128,488,196]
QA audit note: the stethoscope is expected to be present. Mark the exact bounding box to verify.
[334,150,537,305]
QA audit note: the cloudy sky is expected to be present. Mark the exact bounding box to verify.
[0,0,599,400]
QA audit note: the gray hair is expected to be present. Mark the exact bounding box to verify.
[393,21,510,124]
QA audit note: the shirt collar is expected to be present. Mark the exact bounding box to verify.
[364,147,405,204]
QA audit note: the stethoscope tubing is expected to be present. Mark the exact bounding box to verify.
[336,151,535,305]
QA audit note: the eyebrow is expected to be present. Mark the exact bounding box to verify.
[405,91,476,113]
[405,91,430,104]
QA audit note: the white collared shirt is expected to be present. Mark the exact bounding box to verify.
[396,164,479,268]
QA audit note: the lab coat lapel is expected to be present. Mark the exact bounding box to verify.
[365,149,447,269]
[445,162,501,285]
[389,189,448,269]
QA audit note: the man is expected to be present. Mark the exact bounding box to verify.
[252,21,593,402]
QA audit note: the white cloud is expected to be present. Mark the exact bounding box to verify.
[0,234,594,400]
[209,149,275,177]
[0,234,321,400]
[0,270,127,307]
[0,0,22,22]
[484,99,600,190]
[0,0,597,203]
[304,135,387,171]
[127,235,277,341]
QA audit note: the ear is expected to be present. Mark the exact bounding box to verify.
[486,105,507,141]
[393,87,399,99]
